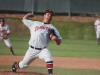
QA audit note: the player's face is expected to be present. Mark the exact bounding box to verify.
[99,17,100,20]
[44,13,53,21]
[0,22,5,27]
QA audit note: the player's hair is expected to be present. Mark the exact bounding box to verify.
[44,9,55,16]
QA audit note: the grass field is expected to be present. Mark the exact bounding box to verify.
[0,36,100,58]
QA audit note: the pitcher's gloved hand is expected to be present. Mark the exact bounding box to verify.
[48,29,57,40]
[3,35,8,39]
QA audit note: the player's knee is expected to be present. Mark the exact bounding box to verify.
[5,43,12,48]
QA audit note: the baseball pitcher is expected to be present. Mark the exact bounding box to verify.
[11,9,62,75]
[0,18,15,55]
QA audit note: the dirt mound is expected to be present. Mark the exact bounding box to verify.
[0,69,50,75]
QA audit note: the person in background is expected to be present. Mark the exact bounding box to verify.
[94,16,100,45]
[0,18,15,55]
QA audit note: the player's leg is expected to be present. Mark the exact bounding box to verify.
[46,61,53,75]
[12,47,41,72]
[18,49,37,69]
[96,31,100,45]
[98,31,100,44]
[39,48,53,75]
[4,38,15,55]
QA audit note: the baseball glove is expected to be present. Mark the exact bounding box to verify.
[48,29,57,39]
[3,35,8,39]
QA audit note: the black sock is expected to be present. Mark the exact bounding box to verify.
[11,50,15,55]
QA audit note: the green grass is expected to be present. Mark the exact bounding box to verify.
[0,65,100,75]
[51,21,95,40]
[49,39,100,58]
[0,36,100,58]
[0,36,29,55]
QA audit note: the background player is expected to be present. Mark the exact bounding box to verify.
[12,9,62,75]
[94,16,100,45]
[0,18,15,55]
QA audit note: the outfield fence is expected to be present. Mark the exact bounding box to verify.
[0,0,100,16]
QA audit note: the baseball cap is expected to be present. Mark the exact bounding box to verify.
[0,18,5,22]
[44,9,55,16]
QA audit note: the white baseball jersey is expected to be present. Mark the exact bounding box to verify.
[23,19,62,48]
[94,19,100,38]
[94,19,100,31]
[0,24,10,40]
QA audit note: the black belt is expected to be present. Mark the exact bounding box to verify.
[30,46,46,50]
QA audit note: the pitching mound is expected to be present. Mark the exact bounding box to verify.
[0,69,55,75]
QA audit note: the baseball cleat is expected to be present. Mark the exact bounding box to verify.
[11,50,15,56]
[12,62,17,72]
[11,52,15,56]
